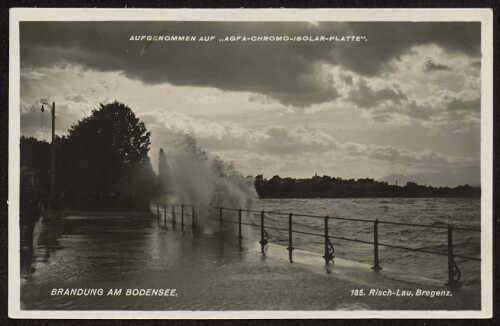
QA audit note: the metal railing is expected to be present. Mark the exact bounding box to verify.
[154,203,481,290]
[155,203,198,232]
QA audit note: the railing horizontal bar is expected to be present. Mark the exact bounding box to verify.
[167,203,481,232]
[203,205,263,215]
[294,213,370,222]
[220,219,238,224]
[242,207,367,221]
[283,212,331,219]
[379,220,448,229]
[225,206,480,231]
[242,208,275,214]
[221,218,260,228]
[257,210,291,216]
[378,220,467,231]
[221,219,262,229]
[221,207,241,212]
[450,227,481,232]
[378,242,448,256]
[159,211,194,218]
[331,238,480,261]
[292,229,324,237]
[330,235,373,245]
[206,217,482,258]
[156,203,482,264]
[246,208,270,214]
[240,222,257,227]
[264,225,289,232]
[222,218,322,236]
[453,254,481,261]
[216,206,291,216]
[327,216,372,222]
[377,220,480,232]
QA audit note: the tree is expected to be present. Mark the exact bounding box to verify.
[60,101,154,210]
[20,136,50,194]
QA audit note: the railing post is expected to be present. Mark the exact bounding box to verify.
[322,216,335,265]
[156,203,160,220]
[260,211,266,255]
[287,213,294,263]
[172,205,176,226]
[181,204,184,230]
[219,207,223,231]
[448,226,453,287]
[163,203,167,227]
[238,209,242,250]
[447,225,461,289]
[324,217,329,265]
[372,219,382,271]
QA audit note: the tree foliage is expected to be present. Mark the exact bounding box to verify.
[20,136,50,194]
[58,101,154,210]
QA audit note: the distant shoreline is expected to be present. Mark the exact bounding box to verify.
[254,175,480,199]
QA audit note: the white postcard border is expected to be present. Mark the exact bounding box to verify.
[8,8,494,319]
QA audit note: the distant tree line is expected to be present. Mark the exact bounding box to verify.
[21,101,158,211]
[254,174,480,198]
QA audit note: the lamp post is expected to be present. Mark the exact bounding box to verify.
[41,102,55,211]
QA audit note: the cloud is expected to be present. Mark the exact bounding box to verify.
[446,98,480,111]
[248,93,274,105]
[20,96,97,141]
[339,142,474,167]
[20,96,479,187]
[17,21,482,188]
[403,100,436,121]
[215,143,479,187]
[338,48,481,131]
[347,79,407,109]
[147,110,338,154]
[146,110,475,175]
[259,126,338,154]
[20,21,480,108]
[64,94,87,103]
[424,57,451,71]
[21,70,48,80]
[471,61,481,68]
[328,22,480,76]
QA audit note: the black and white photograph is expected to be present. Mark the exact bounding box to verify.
[8,8,493,318]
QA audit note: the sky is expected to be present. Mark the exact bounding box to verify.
[19,21,482,187]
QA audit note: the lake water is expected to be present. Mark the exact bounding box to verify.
[250,198,481,286]
[20,198,481,310]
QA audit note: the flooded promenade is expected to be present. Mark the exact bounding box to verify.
[21,213,480,311]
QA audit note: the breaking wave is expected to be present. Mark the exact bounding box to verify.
[155,134,257,230]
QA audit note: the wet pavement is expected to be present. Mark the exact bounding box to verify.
[20,214,481,311]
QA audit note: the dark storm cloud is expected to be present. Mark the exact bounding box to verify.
[348,79,407,108]
[424,58,451,71]
[20,21,480,107]
[331,22,480,76]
